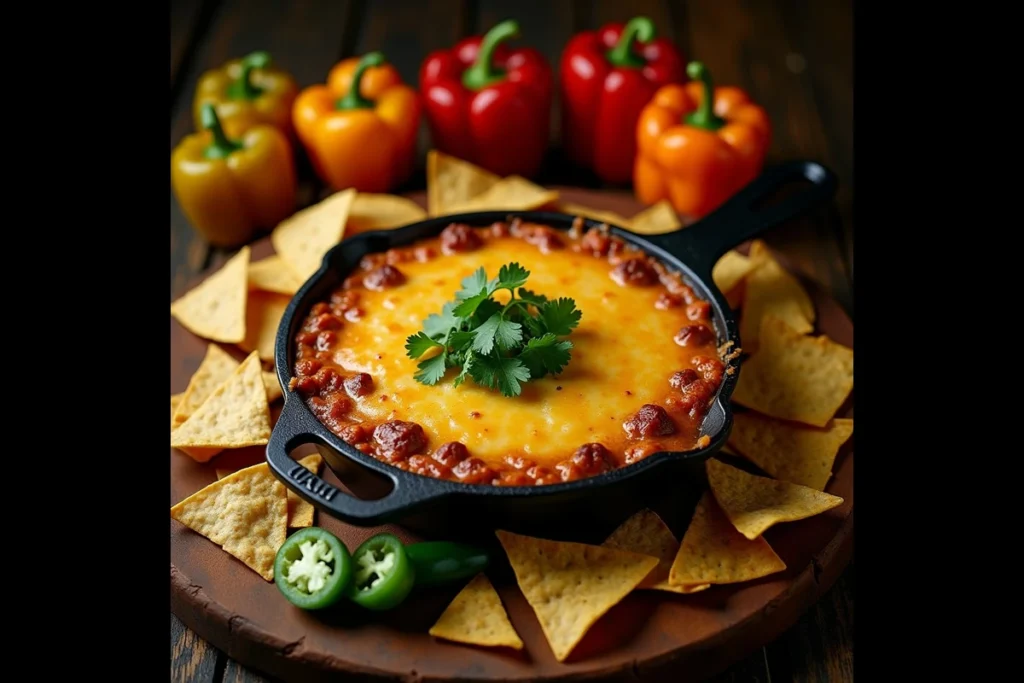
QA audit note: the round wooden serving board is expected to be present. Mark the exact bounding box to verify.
[171,188,854,683]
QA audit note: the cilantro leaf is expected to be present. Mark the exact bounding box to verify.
[494,319,524,350]
[422,301,460,339]
[471,297,502,326]
[456,268,489,300]
[470,353,531,397]
[496,263,529,291]
[517,288,549,306]
[519,333,573,379]
[539,297,582,336]
[523,315,546,338]
[452,290,491,318]
[472,314,523,355]
[405,331,443,359]
[471,316,499,355]
[453,353,473,388]
[408,262,582,397]
[414,351,448,385]
[448,331,476,353]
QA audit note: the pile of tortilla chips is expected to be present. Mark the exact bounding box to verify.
[427,150,682,233]
[429,476,842,662]
[170,150,854,662]
[431,454,846,662]
[169,339,326,579]
[719,239,854,489]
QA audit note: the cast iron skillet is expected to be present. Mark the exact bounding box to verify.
[267,160,837,539]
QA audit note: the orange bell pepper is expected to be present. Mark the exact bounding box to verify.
[193,51,299,139]
[293,52,420,193]
[171,105,296,247]
[634,61,771,219]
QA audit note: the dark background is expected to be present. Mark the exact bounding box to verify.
[170,1,853,681]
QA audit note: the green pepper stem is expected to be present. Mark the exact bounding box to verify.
[336,52,386,109]
[606,16,655,68]
[201,104,244,159]
[684,61,726,131]
[462,20,520,91]
[227,51,271,100]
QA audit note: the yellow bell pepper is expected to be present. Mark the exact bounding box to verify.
[172,105,296,247]
[193,51,299,139]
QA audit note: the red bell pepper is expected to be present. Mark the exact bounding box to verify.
[560,16,686,184]
[420,20,552,178]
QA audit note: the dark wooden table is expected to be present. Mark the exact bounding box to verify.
[170,1,853,680]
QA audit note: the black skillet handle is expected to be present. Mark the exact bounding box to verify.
[265,398,450,526]
[642,160,838,280]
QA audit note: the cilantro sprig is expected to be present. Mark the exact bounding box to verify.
[405,263,581,397]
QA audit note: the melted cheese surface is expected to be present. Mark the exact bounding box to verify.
[330,238,698,466]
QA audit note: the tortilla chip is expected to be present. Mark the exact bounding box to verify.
[729,413,853,490]
[171,393,184,428]
[286,454,322,528]
[427,150,500,216]
[172,344,240,427]
[173,346,281,427]
[170,461,288,580]
[263,371,283,404]
[740,241,815,346]
[496,529,658,662]
[706,458,844,540]
[630,200,682,235]
[239,291,290,361]
[603,509,709,594]
[557,202,632,229]
[732,316,854,427]
[429,573,523,650]
[712,250,755,301]
[724,282,746,310]
[211,448,266,479]
[248,255,304,296]
[215,454,321,528]
[346,193,427,238]
[272,188,355,280]
[171,352,272,461]
[170,247,250,343]
[668,492,786,586]
[444,175,558,214]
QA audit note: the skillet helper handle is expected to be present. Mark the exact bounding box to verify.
[265,398,444,526]
[647,160,838,279]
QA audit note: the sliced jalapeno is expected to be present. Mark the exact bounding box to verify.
[347,533,415,611]
[406,542,490,586]
[274,527,353,610]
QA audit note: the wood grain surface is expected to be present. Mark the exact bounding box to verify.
[169,1,853,681]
